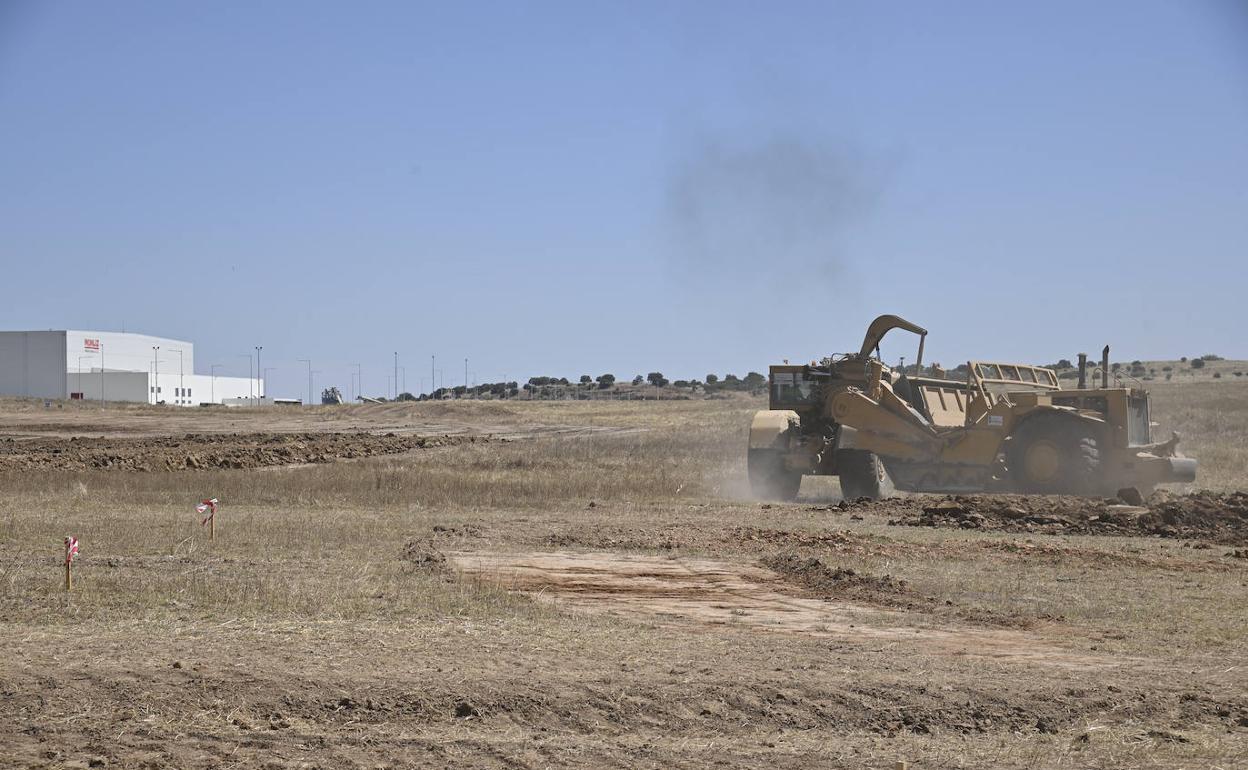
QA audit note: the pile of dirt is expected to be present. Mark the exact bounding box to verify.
[875,491,1248,545]
[0,431,476,472]
[731,526,864,550]
[543,526,689,551]
[761,552,909,602]
[400,540,448,571]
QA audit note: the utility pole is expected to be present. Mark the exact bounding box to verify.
[211,364,222,403]
[100,343,105,407]
[465,358,468,393]
[393,352,398,400]
[255,346,263,399]
[354,363,362,401]
[298,359,312,406]
[431,355,435,397]
[152,346,160,405]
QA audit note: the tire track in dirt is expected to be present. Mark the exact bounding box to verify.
[450,550,1120,669]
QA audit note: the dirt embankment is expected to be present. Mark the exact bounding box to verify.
[0,431,478,472]
[867,491,1248,545]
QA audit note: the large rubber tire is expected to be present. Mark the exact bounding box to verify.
[837,449,895,500]
[1006,414,1101,495]
[748,448,802,501]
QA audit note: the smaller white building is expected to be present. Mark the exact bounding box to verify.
[0,330,261,407]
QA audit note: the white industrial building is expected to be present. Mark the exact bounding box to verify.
[0,330,263,406]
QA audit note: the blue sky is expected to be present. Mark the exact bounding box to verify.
[2,1,1246,398]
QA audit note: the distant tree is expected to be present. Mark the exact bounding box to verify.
[1213,372,1222,379]
[1111,362,1122,372]
[1054,359,1073,369]
[646,372,668,387]
[743,372,766,389]
[1180,356,1188,362]
[632,375,644,386]
[596,374,616,389]
[1190,358,1206,369]
[1202,354,1223,361]
[397,392,416,401]
[705,374,719,385]
[579,375,592,385]
[1162,365,1173,372]
[673,380,690,388]
[558,377,570,386]
[722,374,741,389]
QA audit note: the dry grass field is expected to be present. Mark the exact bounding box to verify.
[1,381,1246,768]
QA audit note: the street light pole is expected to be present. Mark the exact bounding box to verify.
[152,346,160,405]
[431,355,435,397]
[354,363,362,401]
[255,346,263,399]
[297,358,311,406]
[393,352,398,400]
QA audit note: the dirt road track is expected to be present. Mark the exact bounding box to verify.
[451,550,1117,669]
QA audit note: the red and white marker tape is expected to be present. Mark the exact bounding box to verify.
[64,536,79,564]
[196,498,219,526]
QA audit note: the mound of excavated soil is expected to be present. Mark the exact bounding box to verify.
[872,491,1248,545]
[760,552,908,602]
[0,431,476,472]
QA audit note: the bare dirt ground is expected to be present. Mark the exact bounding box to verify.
[1,385,1246,768]
[448,550,1113,668]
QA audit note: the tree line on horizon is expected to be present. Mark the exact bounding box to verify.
[383,371,771,401]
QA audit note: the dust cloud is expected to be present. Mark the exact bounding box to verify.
[664,137,878,292]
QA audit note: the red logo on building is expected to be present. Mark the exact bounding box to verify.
[84,338,100,352]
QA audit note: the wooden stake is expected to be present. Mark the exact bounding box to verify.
[63,536,77,592]
[210,511,216,541]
